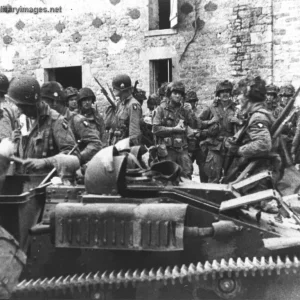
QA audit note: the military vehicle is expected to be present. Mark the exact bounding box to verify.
[0,142,297,300]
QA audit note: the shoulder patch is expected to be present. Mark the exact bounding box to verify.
[83,120,89,127]
[133,104,137,110]
[257,123,264,128]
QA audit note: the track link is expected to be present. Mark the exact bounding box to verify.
[12,255,300,298]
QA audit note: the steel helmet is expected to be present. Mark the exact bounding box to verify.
[215,80,233,96]
[85,146,127,195]
[157,82,169,97]
[41,81,66,103]
[279,84,295,96]
[266,84,279,95]
[65,86,78,100]
[0,73,9,94]
[7,76,40,105]
[166,81,185,97]
[186,90,198,102]
[77,87,96,103]
[112,74,132,91]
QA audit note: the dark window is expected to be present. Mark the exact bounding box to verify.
[44,66,82,89]
[150,59,172,94]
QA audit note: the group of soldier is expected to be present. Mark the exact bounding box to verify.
[0,72,299,211]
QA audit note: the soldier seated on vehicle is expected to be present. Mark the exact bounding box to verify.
[224,76,281,212]
[7,75,80,174]
[65,86,79,113]
[152,81,196,179]
[106,74,142,146]
[77,87,105,142]
[41,81,103,165]
[265,84,282,119]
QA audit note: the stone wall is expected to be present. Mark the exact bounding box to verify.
[0,0,299,110]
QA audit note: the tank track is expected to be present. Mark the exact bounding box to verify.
[12,255,300,299]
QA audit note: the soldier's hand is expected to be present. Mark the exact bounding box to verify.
[208,115,219,125]
[174,120,186,131]
[230,116,242,125]
[23,158,48,171]
[12,128,22,142]
[183,102,192,110]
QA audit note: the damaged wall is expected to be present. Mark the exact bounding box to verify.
[0,0,299,109]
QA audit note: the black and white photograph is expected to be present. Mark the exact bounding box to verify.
[0,0,300,299]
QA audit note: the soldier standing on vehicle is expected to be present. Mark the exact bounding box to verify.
[265,84,282,119]
[77,87,105,142]
[65,86,79,113]
[41,82,103,165]
[106,74,142,146]
[152,81,196,178]
[7,75,79,174]
[199,80,239,183]
[224,76,281,207]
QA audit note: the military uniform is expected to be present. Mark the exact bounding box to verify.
[64,108,102,165]
[112,95,142,145]
[226,103,281,185]
[20,102,79,173]
[0,102,20,141]
[152,100,196,178]
[80,107,105,142]
[199,99,237,183]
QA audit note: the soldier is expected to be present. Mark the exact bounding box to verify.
[278,84,296,155]
[265,84,282,119]
[279,84,295,108]
[65,86,78,113]
[41,81,103,165]
[0,73,21,143]
[7,75,79,174]
[184,90,207,182]
[77,87,105,142]
[152,81,196,178]
[224,76,281,199]
[157,82,169,106]
[141,95,158,147]
[199,80,239,183]
[107,74,142,146]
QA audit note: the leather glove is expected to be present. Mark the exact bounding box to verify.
[23,158,51,171]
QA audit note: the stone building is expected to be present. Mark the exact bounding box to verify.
[0,0,299,110]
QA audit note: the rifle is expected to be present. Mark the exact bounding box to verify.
[93,77,116,110]
[107,83,117,102]
[223,87,300,183]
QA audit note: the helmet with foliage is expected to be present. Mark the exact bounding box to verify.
[65,86,78,100]
[7,75,40,105]
[186,90,198,102]
[166,81,185,97]
[266,84,279,95]
[279,84,295,96]
[215,80,233,96]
